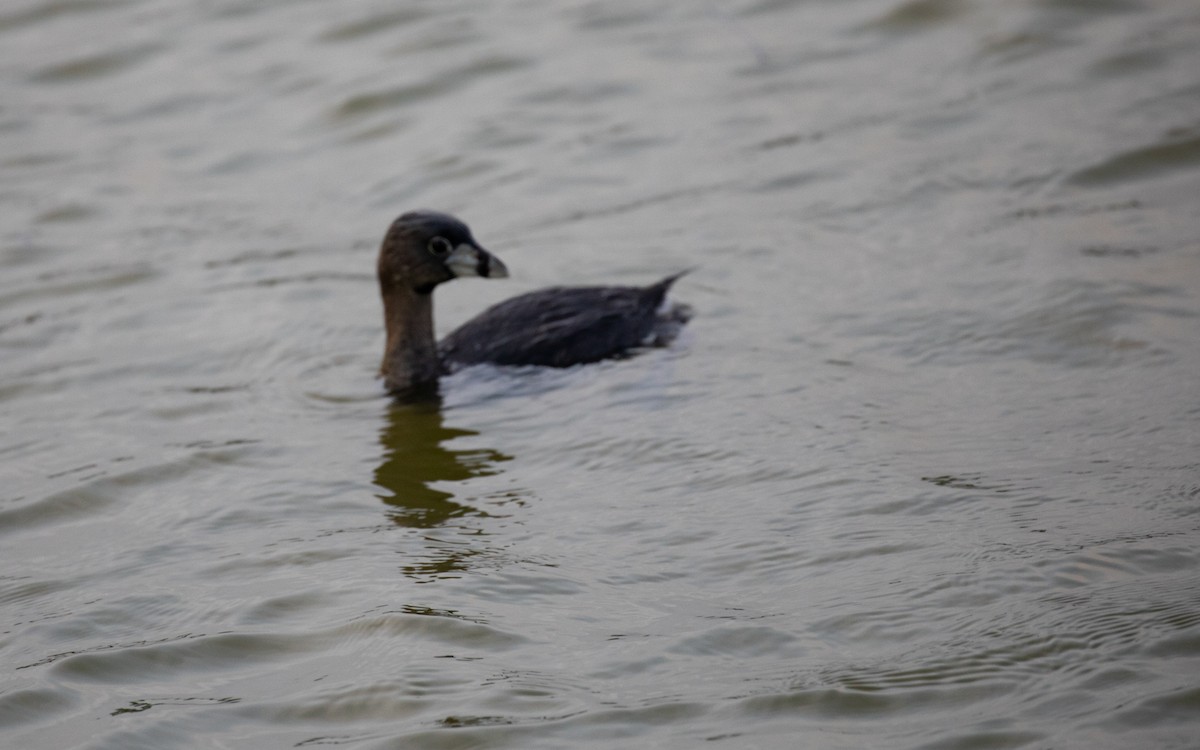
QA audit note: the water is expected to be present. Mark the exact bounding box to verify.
[2,0,1199,747]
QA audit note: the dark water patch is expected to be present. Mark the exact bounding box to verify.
[332,81,450,119]
[0,576,77,606]
[740,682,1003,720]
[33,203,99,223]
[0,115,26,136]
[316,8,431,42]
[20,630,199,672]
[332,612,529,650]
[1,234,61,277]
[329,56,529,122]
[1036,0,1143,14]
[331,79,439,120]
[203,150,283,176]
[739,0,817,17]
[862,0,970,33]
[210,32,269,56]
[29,43,161,83]
[0,472,125,535]
[0,687,79,728]
[971,0,1146,66]
[0,0,126,33]
[974,26,1056,76]
[1002,199,1143,222]
[574,5,660,31]
[518,80,638,106]
[0,310,45,338]
[750,169,828,193]
[1079,244,1158,258]
[463,120,544,152]
[177,384,252,395]
[0,355,92,401]
[0,151,71,170]
[1088,46,1169,76]
[912,729,1045,750]
[110,92,229,124]
[1067,129,1200,187]
[1018,0,1146,48]
[754,130,826,151]
[49,632,315,683]
[1128,81,1200,122]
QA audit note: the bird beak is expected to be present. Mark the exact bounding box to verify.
[446,242,509,279]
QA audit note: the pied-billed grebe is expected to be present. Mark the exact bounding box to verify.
[378,210,690,395]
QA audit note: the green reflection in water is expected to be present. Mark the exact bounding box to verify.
[373,399,510,530]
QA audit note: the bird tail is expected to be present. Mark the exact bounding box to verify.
[645,269,694,324]
[648,268,694,298]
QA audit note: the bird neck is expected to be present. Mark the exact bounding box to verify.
[380,285,441,393]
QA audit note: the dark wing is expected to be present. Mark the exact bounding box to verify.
[440,274,687,368]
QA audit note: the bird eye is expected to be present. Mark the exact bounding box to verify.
[428,236,452,257]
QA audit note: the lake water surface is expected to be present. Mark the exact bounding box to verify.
[2,1,1199,748]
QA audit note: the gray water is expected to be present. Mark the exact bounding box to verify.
[3,1,1199,748]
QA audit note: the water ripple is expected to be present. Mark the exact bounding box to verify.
[2,0,1199,748]
[1068,126,1200,187]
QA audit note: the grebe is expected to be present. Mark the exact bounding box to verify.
[377,210,690,395]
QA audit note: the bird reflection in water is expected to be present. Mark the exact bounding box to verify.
[372,398,508,525]
[374,398,510,527]
[373,397,512,579]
